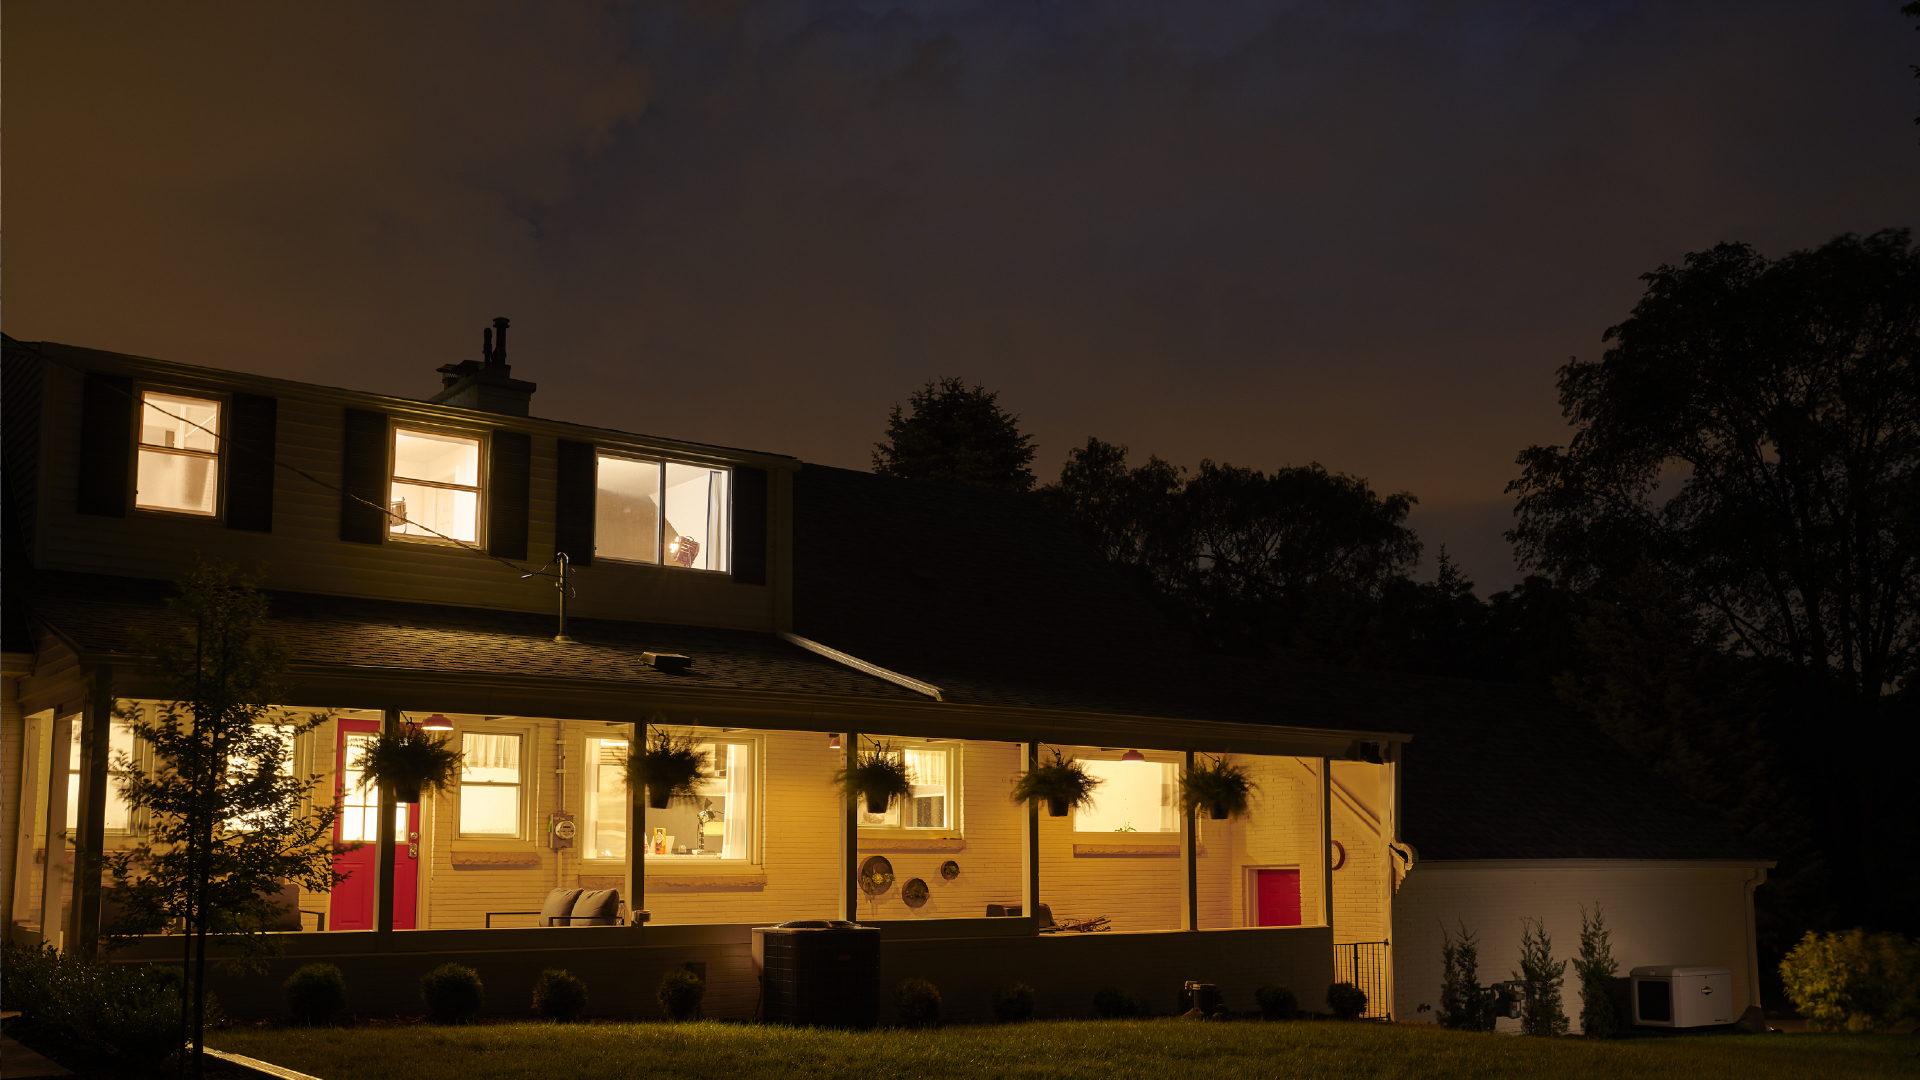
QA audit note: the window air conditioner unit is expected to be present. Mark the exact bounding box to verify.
[1629,965,1734,1028]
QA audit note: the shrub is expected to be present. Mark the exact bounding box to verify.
[532,969,588,1023]
[1514,917,1569,1037]
[1255,983,1297,1019]
[992,982,1036,1023]
[1437,922,1498,1031]
[1779,929,1920,1033]
[1327,982,1367,1020]
[284,963,348,1026]
[894,977,942,1027]
[0,943,199,1070]
[658,968,705,1021]
[420,963,485,1024]
[1572,904,1619,1038]
[1093,985,1141,1018]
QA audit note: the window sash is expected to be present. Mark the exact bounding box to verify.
[458,731,523,837]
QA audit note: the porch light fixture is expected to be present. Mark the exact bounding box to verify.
[1120,749,1146,763]
[421,714,455,731]
[829,733,842,749]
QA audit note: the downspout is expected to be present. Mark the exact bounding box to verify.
[1742,867,1768,1012]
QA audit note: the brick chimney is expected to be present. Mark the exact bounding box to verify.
[431,317,538,416]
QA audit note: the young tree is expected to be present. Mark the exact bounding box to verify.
[104,560,342,1077]
[1514,916,1570,1036]
[1437,922,1498,1031]
[872,377,1038,492]
[1572,904,1619,1038]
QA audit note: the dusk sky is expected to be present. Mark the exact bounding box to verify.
[8,1,1916,592]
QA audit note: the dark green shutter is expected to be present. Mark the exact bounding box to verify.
[732,466,768,585]
[488,429,531,561]
[225,393,277,532]
[554,439,596,566]
[77,373,132,517]
[339,409,389,544]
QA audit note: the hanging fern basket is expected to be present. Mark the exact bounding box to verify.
[835,747,914,816]
[627,731,710,811]
[1012,751,1103,818]
[353,726,464,807]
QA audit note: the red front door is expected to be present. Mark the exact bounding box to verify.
[331,719,419,930]
[1255,868,1302,927]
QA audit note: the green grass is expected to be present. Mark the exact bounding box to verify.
[210,1020,1920,1080]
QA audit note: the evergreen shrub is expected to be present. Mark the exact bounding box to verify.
[658,969,705,1021]
[1572,904,1619,1038]
[1255,983,1297,1019]
[992,982,1036,1023]
[1093,986,1141,1018]
[532,969,588,1023]
[1437,923,1498,1031]
[1326,982,1367,1020]
[284,963,348,1026]
[420,963,485,1024]
[1514,917,1569,1037]
[894,978,942,1027]
[1,944,199,1070]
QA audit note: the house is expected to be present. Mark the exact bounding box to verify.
[0,330,1770,1024]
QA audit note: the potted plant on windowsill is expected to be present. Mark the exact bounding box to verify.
[626,729,710,810]
[354,724,464,805]
[1180,755,1257,820]
[1011,750,1103,817]
[835,745,913,815]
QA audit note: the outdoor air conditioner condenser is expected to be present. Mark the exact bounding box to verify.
[1629,965,1734,1028]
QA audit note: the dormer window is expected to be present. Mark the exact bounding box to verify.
[390,428,481,542]
[593,453,731,572]
[136,391,221,515]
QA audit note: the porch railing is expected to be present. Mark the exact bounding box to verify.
[1333,940,1391,1020]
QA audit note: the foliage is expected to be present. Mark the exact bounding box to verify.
[1092,986,1142,1018]
[834,744,914,812]
[1572,905,1618,1038]
[1513,917,1569,1037]
[353,725,463,802]
[1010,749,1103,811]
[532,969,588,1023]
[625,725,710,808]
[1779,928,1920,1032]
[101,559,343,1075]
[1437,923,1498,1031]
[1038,437,1187,579]
[873,377,1038,493]
[992,982,1036,1023]
[2,943,202,1071]
[658,968,706,1021]
[895,978,943,1028]
[284,963,348,1026]
[1254,983,1297,1019]
[421,964,485,1024]
[1326,982,1367,1021]
[1178,755,1257,819]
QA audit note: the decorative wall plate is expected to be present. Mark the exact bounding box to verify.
[902,877,930,907]
[859,855,895,895]
[939,859,960,880]
[1330,840,1347,871]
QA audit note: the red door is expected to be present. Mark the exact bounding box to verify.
[331,719,419,930]
[1255,868,1302,927]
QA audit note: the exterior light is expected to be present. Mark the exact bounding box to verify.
[1121,749,1146,763]
[829,733,842,749]
[421,713,455,731]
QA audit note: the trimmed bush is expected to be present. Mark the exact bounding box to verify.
[1255,983,1297,1019]
[420,963,485,1025]
[0,943,199,1070]
[1093,986,1142,1019]
[1780,929,1920,1033]
[895,978,942,1028]
[1327,982,1368,1020]
[284,963,348,1026]
[532,969,588,1023]
[992,982,1036,1023]
[658,969,705,1021]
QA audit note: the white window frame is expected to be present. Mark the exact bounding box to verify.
[133,388,225,518]
[387,425,485,545]
[456,726,528,840]
[640,734,760,866]
[1072,753,1182,837]
[591,451,734,574]
[856,742,962,835]
[581,731,633,864]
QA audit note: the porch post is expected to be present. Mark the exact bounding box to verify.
[11,714,45,938]
[1181,751,1197,932]
[70,680,113,951]
[375,709,399,936]
[843,732,859,922]
[627,718,643,933]
[40,712,74,950]
[1321,757,1334,934]
[1021,743,1039,923]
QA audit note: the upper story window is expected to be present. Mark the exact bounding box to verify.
[594,453,731,572]
[390,428,481,542]
[459,731,523,838]
[860,745,955,830]
[136,392,221,515]
[1076,759,1179,834]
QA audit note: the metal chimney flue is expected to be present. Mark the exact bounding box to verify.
[433,316,537,416]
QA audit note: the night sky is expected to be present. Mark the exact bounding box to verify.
[8,2,1916,592]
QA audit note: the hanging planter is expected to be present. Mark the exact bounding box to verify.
[1179,755,1258,821]
[625,728,710,810]
[835,744,914,814]
[353,725,464,805]
[1010,750,1103,818]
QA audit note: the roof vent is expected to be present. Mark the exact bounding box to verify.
[642,652,693,674]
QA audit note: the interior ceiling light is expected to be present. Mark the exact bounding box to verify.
[421,714,455,731]
[1120,749,1146,763]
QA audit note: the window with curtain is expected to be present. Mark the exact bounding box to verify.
[459,732,523,837]
[859,745,955,830]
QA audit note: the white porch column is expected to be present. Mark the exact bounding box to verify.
[40,712,74,951]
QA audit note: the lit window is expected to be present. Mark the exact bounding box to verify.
[641,738,754,860]
[663,463,730,573]
[339,730,405,843]
[594,455,731,571]
[65,721,137,833]
[136,392,220,515]
[1077,759,1178,833]
[390,429,481,542]
[459,732,522,837]
[860,746,954,830]
[226,724,297,831]
[584,736,630,859]
[594,455,661,564]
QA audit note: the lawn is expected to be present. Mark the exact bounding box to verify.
[210,1020,1920,1080]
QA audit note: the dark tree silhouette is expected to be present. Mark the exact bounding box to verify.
[872,377,1037,492]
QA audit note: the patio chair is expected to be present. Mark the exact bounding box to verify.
[266,881,327,932]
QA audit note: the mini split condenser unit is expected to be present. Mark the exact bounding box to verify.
[1630,965,1734,1027]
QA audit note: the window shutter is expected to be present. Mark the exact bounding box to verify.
[554,439,596,566]
[732,466,768,585]
[225,393,278,532]
[76,373,132,517]
[488,429,531,561]
[339,408,389,544]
